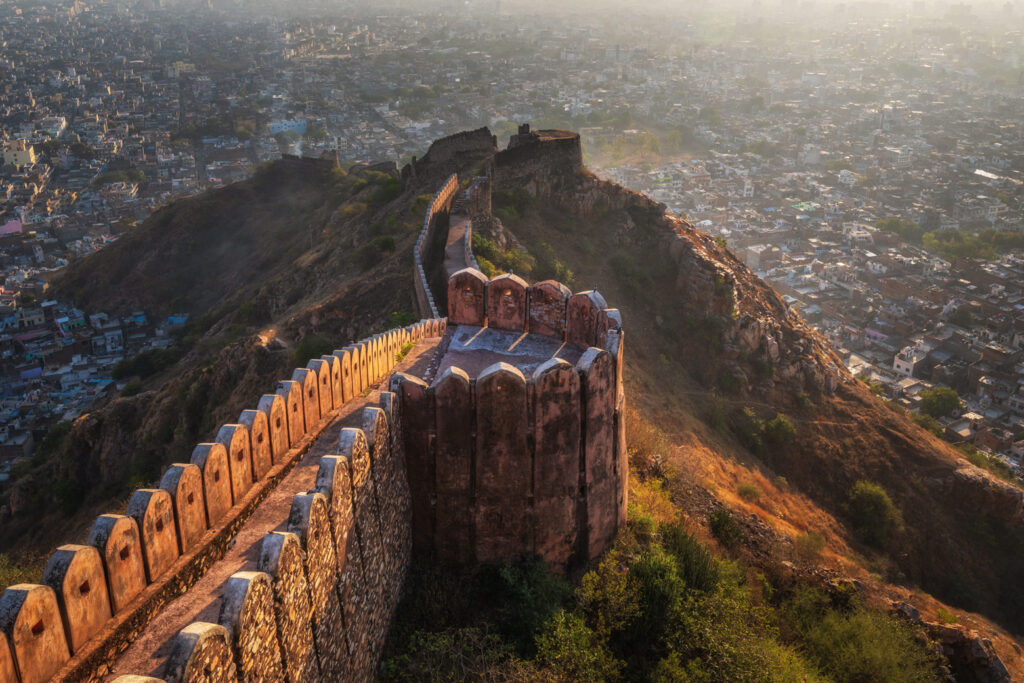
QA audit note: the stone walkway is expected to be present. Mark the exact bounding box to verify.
[106,338,441,680]
[442,211,471,280]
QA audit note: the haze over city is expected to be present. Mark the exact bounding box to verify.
[0,0,1023,680]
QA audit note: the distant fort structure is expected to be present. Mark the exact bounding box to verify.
[0,126,626,683]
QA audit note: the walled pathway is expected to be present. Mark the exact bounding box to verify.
[104,337,442,681]
[443,213,471,280]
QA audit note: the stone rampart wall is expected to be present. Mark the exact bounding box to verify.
[395,269,627,571]
[413,174,459,317]
[446,268,622,350]
[0,319,447,683]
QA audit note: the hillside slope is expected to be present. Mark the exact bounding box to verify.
[477,138,1024,655]
[0,156,444,555]
[2,129,1022,676]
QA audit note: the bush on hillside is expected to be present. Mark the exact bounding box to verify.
[846,480,904,549]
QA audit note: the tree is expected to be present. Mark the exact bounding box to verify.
[846,481,903,549]
[920,387,961,418]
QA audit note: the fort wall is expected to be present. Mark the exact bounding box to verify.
[413,174,459,318]
[395,267,627,570]
[148,389,416,682]
[4,160,633,682]
[1,318,445,683]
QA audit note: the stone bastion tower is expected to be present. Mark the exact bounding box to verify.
[393,267,627,570]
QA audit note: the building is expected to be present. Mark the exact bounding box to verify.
[2,141,37,167]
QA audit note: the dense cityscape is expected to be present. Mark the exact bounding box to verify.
[1,0,1023,484]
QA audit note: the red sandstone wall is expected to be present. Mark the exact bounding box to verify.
[403,272,627,570]
[5,319,444,683]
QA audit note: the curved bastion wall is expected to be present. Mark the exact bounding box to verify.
[394,268,627,571]
[0,319,446,683]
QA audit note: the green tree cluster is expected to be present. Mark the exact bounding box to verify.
[919,387,961,418]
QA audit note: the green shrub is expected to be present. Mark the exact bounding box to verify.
[535,611,622,681]
[733,407,765,453]
[578,550,641,638]
[372,235,396,252]
[0,554,43,593]
[387,310,418,329]
[396,342,415,362]
[293,333,334,365]
[660,524,719,592]
[380,627,534,682]
[477,256,496,278]
[481,555,572,655]
[910,411,943,437]
[121,381,143,397]
[764,413,796,446]
[846,481,903,549]
[709,509,744,549]
[794,531,826,564]
[936,607,958,624]
[800,602,943,682]
[737,483,762,502]
[357,242,383,270]
[920,387,962,418]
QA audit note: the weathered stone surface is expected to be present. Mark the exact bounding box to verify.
[237,410,272,482]
[567,290,608,349]
[217,571,284,683]
[313,455,365,675]
[432,368,474,566]
[485,273,528,332]
[475,362,531,564]
[215,425,253,504]
[347,345,363,396]
[292,368,321,432]
[334,348,354,403]
[126,489,180,583]
[160,464,207,554]
[532,359,581,567]
[0,584,71,683]
[362,407,396,622]
[379,389,412,581]
[86,514,147,614]
[340,428,388,669]
[606,329,628,531]
[447,268,487,326]
[320,354,343,409]
[578,347,617,559]
[357,342,370,392]
[528,280,571,339]
[275,381,305,448]
[110,676,166,682]
[306,359,333,419]
[394,374,434,553]
[42,544,111,653]
[256,394,289,464]
[190,444,232,526]
[256,532,319,683]
[0,632,16,683]
[163,622,236,683]
[288,493,346,679]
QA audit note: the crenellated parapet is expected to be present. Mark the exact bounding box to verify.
[413,174,459,318]
[394,268,627,571]
[0,318,445,683]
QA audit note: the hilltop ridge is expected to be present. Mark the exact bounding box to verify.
[1,127,1022,679]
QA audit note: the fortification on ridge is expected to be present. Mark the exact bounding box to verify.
[395,267,627,571]
[0,129,629,683]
